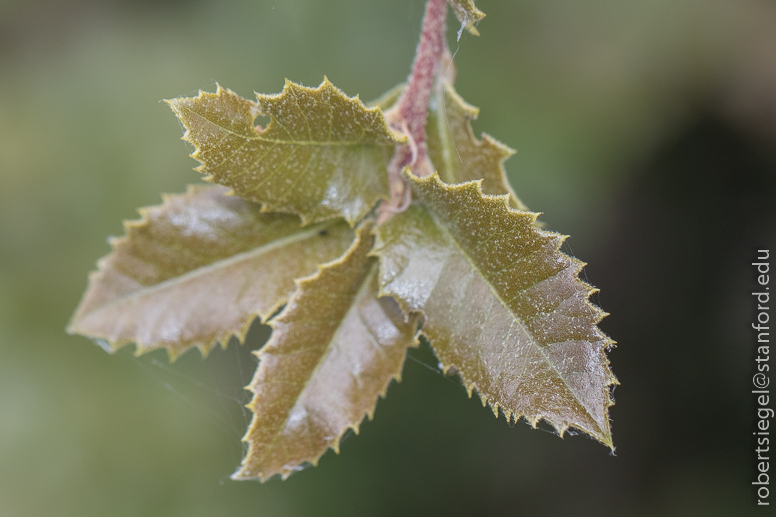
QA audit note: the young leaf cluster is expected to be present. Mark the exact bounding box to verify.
[69,0,616,481]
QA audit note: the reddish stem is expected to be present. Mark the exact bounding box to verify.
[394,0,447,161]
[380,0,448,221]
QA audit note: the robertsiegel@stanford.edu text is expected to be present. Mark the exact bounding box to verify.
[753,249,772,506]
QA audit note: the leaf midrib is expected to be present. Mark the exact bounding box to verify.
[181,106,397,148]
[254,261,377,472]
[78,221,337,319]
[422,204,599,431]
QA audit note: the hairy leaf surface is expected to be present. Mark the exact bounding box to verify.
[68,185,354,359]
[427,79,529,210]
[373,173,615,445]
[448,0,486,36]
[236,224,420,481]
[167,79,405,226]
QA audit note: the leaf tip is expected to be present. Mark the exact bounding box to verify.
[92,338,117,354]
[64,321,77,335]
[598,429,615,451]
[230,467,264,483]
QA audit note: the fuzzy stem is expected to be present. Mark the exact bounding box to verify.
[394,0,447,159]
[380,0,448,222]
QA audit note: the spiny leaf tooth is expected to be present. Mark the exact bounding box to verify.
[481,133,516,158]
[196,341,217,359]
[375,173,617,448]
[508,411,517,425]
[69,186,354,361]
[237,225,419,480]
[485,192,512,211]
[170,78,400,225]
[425,79,532,211]
[406,169,480,193]
[448,0,486,36]
[463,380,474,398]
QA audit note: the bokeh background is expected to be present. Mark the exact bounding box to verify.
[2,0,775,515]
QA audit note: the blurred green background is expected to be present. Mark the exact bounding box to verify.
[1,0,775,515]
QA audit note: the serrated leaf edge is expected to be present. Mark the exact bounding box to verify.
[431,80,536,214]
[67,185,345,362]
[234,223,421,481]
[165,79,406,226]
[448,0,486,36]
[374,171,617,448]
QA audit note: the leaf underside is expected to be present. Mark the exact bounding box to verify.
[68,185,354,359]
[166,79,404,226]
[373,172,616,446]
[236,224,421,481]
[448,0,486,36]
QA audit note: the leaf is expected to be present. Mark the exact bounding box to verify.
[235,223,420,481]
[68,185,355,359]
[369,79,531,212]
[426,79,530,211]
[166,79,405,226]
[448,0,486,36]
[373,172,616,446]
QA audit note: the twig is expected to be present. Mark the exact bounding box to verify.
[379,0,448,222]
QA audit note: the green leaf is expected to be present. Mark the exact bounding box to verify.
[373,172,616,446]
[235,223,420,481]
[368,79,530,212]
[427,79,530,211]
[68,185,354,359]
[448,0,486,36]
[166,79,405,226]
